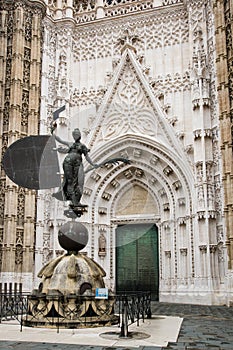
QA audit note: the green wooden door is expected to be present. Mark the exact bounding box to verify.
[116,224,159,300]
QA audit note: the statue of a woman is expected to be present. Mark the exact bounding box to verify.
[52,128,98,208]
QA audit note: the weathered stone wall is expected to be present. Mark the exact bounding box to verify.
[0,0,46,291]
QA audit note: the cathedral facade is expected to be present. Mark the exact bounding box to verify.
[0,0,233,305]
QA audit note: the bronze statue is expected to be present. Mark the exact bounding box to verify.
[52,128,98,208]
[51,124,130,216]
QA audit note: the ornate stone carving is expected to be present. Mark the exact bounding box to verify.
[209,244,217,254]
[103,0,153,19]
[102,192,112,201]
[17,189,25,226]
[72,8,188,61]
[15,244,24,265]
[98,232,106,257]
[24,10,32,42]
[98,207,107,215]
[178,217,186,225]
[165,250,171,258]
[21,90,29,133]
[163,166,173,176]
[163,203,170,211]
[178,197,185,206]
[173,180,182,190]
[110,179,120,188]
[0,179,6,226]
[190,24,210,109]
[150,155,159,165]
[16,229,24,245]
[99,65,157,140]
[117,24,140,53]
[91,172,101,182]
[199,244,207,253]
[180,248,187,256]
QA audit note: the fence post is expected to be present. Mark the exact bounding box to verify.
[120,296,128,337]
[0,293,2,324]
[147,292,152,319]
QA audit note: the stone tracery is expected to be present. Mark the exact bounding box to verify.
[0,0,229,304]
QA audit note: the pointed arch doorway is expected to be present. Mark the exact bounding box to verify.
[116,223,159,300]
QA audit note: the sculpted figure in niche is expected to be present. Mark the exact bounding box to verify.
[98,233,106,256]
[52,128,98,208]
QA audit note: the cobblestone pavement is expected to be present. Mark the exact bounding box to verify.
[152,302,233,349]
[0,302,233,349]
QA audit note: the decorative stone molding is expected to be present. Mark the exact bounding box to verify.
[199,245,207,253]
[98,225,107,232]
[83,187,93,196]
[185,144,193,153]
[15,244,24,265]
[165,250,171,258]
[217,225,224,243]
[163,222,170,230]
[104,163,114,170]
[178,197,185,206]
[173,180,182,190]
[159,188,166,197]
[209,244,217,253]
[120,150,129,159]
[72,85,107,107]
[178,217,186,225]
[98,207,107,215]
[197,211,205,220]
[150,155,159,165]
[163,203,170,211]
[168,116,178,126]
[134,169,144,178]
[162,0,183,5]
[176,131,184,139]
[193,129,202,139]
[102,192,112,201]
[180,248,187,256]
[133,148,142,158]
[193,128,214,140]
[203,129,212,138]
[98,232,106,257]
[91,172,101,182]
[124,169,133,179]
[110,179,120,188]
[163,166,173,176]
[207,210,216,219]
[149,176,157,185]
[117,24,140,54]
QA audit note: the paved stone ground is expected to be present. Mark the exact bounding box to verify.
[152,302,233,349]
[0,302,233,349]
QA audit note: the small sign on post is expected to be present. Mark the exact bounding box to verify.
[95,288,108,299]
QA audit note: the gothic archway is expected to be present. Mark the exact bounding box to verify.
[83,134,195,296]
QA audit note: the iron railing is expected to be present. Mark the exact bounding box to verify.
[0,291,151,337]
[116,291,152,337]
[0,293,29,324]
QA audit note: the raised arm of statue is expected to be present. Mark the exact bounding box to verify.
[54,134,70,147]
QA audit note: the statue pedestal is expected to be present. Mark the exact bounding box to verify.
[23,221,118,328]
[23,253,118,328]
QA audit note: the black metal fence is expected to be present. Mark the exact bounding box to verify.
[0,291,151,337]
[116,291,152,337]
[0,293,29,324]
